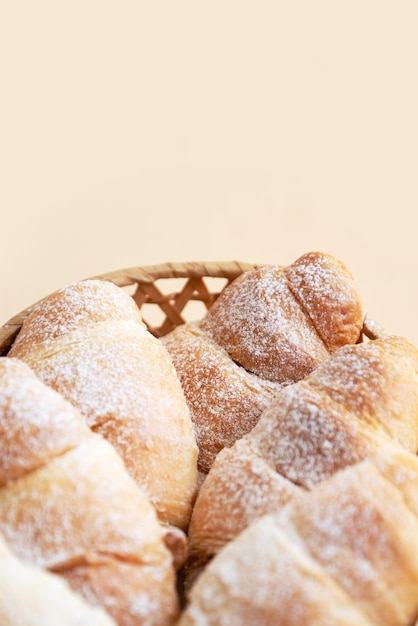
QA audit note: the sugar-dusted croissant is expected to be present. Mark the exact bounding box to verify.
[8,278,198,530]
[162,251,363,473]
[187,334,418,577]
[180,451,418,626]
[0,357,180,626]
[0,531,116,626]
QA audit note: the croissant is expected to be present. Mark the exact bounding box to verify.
[186,334,418,578]
[162,251,363,473]
[0,531,116,626]
[0,356,180,626]
[8,278,198,530]
[179,451,418,626]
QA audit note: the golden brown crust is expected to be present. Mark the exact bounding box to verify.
[61,560,178,626]
[281,462,418,626]
[200,252,363,382]
[0,357,179,626]
[187,335,418,570]
[0,533,116,626]
[161,525,189,571]
[0,358,87,486]
[181,516,376,626]
[283,251,363,352]
[182,535,376,626]
[200,263,330,383]
[9,279,145,354]
[249,381,388,487]
[187,438,301,565]
[307,336,418,451]
[181,456,418,626]
[8,279,198,530]
[4,257,418,624]
[0,438,170,569]
[370,449,418,517]
[161,323,281,473]
[163,252,363,475]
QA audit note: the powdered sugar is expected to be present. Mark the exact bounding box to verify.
[276,461,418,625]
[183,455,418,625]
[10,280,144,353]
[284,251,363,351]
[162,323,281,473]
[307,337,418,452]
[163,253,363,475]
[0,358,88,486]
[201,264,331,383]
[182,511,376,626]
[0,437,167,568]
[188,438,301,560]
[0,353,180,624]
[188,334,418,570]
[250,381,385,488]
[0,533,117,626]
[199,253,362,383]
[8,279,198,529]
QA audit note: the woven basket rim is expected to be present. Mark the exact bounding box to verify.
[91,260,259,285]
[0,260,259,355]
[0,259,384,356]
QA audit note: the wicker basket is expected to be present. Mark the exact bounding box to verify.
[0,260,383,357]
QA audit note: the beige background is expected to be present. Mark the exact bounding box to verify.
[1,2,417,344]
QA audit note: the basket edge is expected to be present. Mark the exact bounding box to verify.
[0,261,259,356]
[0,261,387,357]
